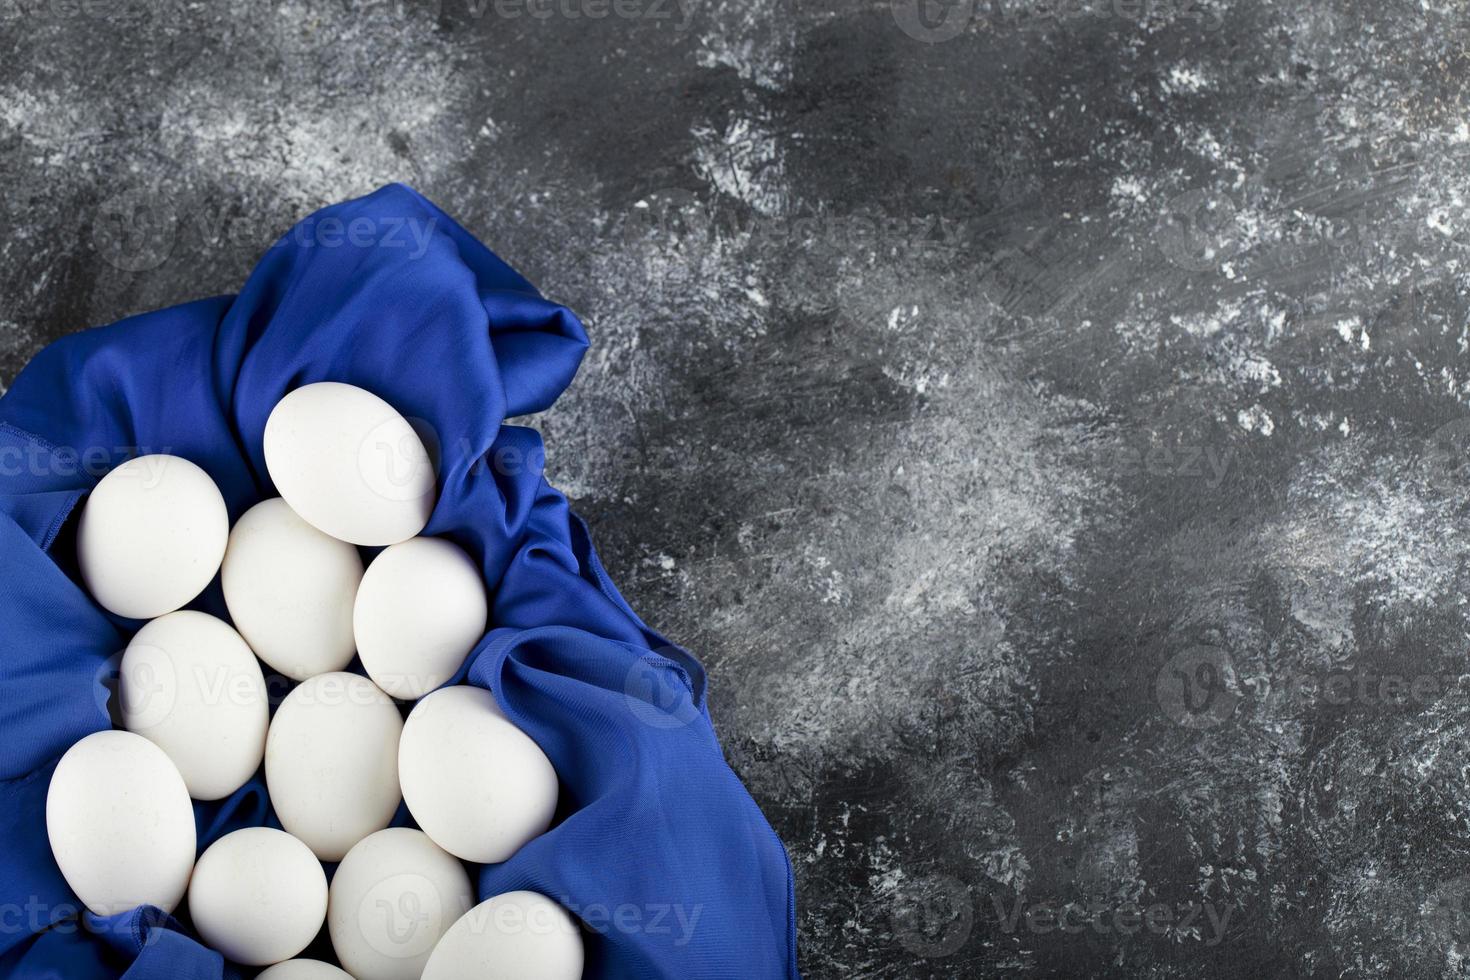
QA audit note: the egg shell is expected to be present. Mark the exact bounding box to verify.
[221,498,364,680]
[45,730,195,916]
[255,961,355,980]
[421,891,584,980]
[188,827,327,967]
[398,686,558,864]
[77,454,229,619]
[355,537,488,700]
[263,382,436,546]
[328,828,474,980]
[119,611,268,800]
[266,672,404,861]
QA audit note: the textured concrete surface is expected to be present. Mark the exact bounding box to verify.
[5,0,1470,976]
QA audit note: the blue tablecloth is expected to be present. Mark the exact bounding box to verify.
[0,185,798,979]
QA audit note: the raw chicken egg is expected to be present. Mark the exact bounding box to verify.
[256,962,355,980]
[221,498,363,680]
[45,730,195,916]
[328,828,474,980]
[398,686,557,864]
[266,672,403,861]
[422,891,584,980]
[77,454,228,619]
[263,382,435,546]
[188,827,327,966]
[355,537,488,700]
[119,610,268,800]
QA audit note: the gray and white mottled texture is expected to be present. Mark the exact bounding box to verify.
[5,0,1470,976]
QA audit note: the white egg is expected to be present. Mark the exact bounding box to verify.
[263,382,436,546]
[399,686,557,863]
[328,828,474,980]
[45,730,195,916]
[188,827,327,966]
[266,672,403,861]
[119,611,268,800]
[355,537,488,700]
[77,454,229,619]
[422,891,584,980]
[255,961,355,980]
[221,498,364,680]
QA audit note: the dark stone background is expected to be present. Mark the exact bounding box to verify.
[5,0,1470,976]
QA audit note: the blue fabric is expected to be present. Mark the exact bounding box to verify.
[0,185,798,979]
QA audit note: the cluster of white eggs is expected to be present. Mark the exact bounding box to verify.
[46,383,583,979]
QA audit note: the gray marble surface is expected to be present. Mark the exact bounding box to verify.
[5,0,1470,976]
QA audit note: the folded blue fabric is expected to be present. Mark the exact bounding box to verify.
[0,185,798,979]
